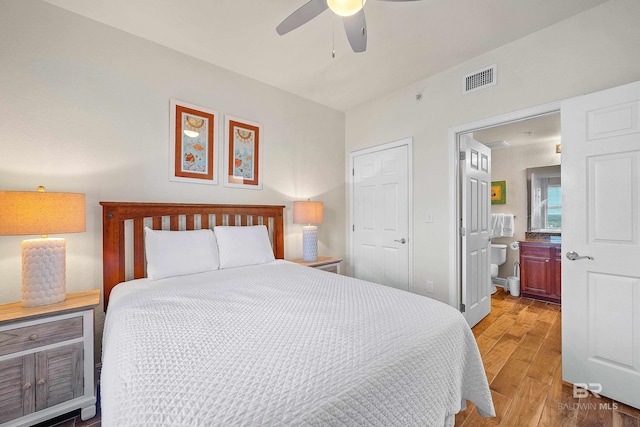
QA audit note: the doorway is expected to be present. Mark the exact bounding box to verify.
[449,102,561,318]
[471,112,562,292]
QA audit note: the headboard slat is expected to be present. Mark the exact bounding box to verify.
[101,202,286,310]
[170,216,179,230]
[117,221,126,285]
[133,218,145,279]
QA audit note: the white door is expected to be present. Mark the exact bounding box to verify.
[460,135,492,327]
[562,80,640,408]
[352,141,410,290]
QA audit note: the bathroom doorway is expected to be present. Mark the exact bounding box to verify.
[471,112,562,293]
[448,101,561,323]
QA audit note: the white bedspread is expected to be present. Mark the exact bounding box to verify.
[101,261,494,426]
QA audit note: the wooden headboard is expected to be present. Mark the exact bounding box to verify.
[100,202,285,310]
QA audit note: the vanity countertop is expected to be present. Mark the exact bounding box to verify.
[524,231,561,244]
[520,238,561,245]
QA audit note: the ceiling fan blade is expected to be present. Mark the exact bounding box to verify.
[276,0,328,35]
[343,9,367,53]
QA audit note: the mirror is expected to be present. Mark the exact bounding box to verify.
[527,165,561,232]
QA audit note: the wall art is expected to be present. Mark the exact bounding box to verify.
[169,99,217,184]
[224,116,262,190]
[491,180,506,204]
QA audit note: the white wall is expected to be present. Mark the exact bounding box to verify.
[490,142,562,279]
[0,1,346,349]
[345,0,640,303]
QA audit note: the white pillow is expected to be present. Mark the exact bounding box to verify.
[144,227,220,280]
[214,225,276,269]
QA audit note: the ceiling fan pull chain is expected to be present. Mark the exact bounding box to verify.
[331,14,336,58]
[361,0,365,35]
[361,1,365,37]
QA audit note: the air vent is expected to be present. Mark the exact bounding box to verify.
[463,64,497,94]
[484,140,509,149]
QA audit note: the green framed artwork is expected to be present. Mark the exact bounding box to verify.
[491,181,506,204]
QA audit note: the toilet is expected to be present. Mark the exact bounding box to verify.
[490,244,508,280]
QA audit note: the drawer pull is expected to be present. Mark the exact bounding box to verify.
[23,382,32,390]
[37,379,46,386]
[29,334,38,341]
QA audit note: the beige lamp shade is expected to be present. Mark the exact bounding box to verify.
[0,188,86,307]
[0,189,86,236]
[293,200,324,224]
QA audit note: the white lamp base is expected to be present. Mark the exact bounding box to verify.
[302,225,318,262]
[21,238,66,307]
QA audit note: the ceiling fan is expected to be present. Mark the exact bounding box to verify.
[276,0,422,53]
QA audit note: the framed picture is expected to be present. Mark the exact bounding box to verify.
[169,99,218,184]
[224,116,263,190]
[491,181,506,204]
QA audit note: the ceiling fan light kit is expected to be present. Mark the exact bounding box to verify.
[327,0,367,17]
[277,0,421,54]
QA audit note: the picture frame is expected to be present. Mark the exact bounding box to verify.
[224,116,263,190]
[491,180,506,204]
[169,99,218,185]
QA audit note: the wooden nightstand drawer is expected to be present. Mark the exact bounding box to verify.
[0,317,83,357]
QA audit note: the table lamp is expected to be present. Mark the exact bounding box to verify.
[0,186,86,307]
[293,200,324,262]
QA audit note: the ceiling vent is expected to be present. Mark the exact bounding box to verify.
[484,140,509,149]
[463,64,497,94]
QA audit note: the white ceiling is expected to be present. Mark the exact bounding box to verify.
[472,112,561,149]
[43,0,608,112]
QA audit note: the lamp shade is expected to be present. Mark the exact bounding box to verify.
[0,189,86,236]
[293,200,324,224]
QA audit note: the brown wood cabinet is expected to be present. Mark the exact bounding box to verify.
[0,290,100,426]
[519,241,561,304]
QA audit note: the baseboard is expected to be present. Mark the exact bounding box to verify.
[492,277,507,287]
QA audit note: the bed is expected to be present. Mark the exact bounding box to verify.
[100,202,494,426]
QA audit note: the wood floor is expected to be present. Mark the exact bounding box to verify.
[455,288,640,427]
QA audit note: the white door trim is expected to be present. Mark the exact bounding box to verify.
[448,102,560,309]
[349,137,413,288]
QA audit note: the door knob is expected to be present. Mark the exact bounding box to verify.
[394,238,407,244]
[566,251,594,261]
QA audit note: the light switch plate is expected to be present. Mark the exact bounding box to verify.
[426,280,434,293]
[426,210,434,223]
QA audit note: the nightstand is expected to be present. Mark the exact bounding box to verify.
[290,256,343,274]
[0,290,100,426]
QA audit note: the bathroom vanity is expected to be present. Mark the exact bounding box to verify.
[519,238,561,304]
[521,164,562,304]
